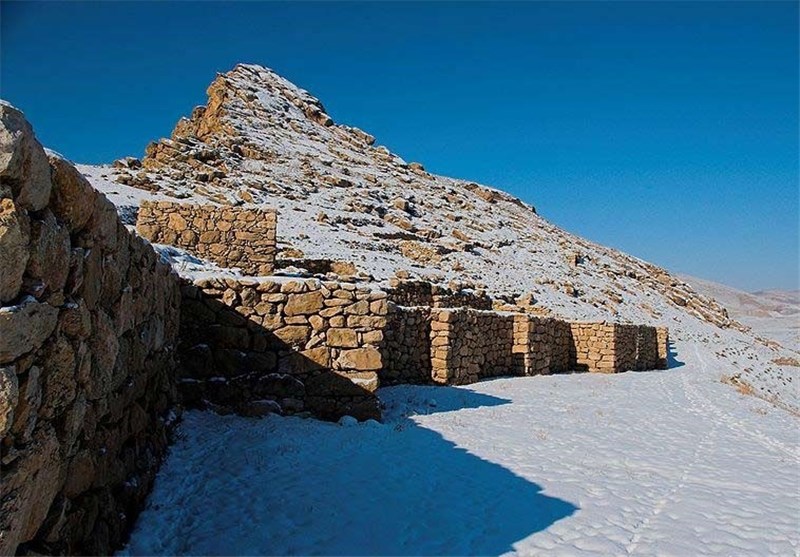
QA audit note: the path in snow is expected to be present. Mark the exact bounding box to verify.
[122,340,799,556]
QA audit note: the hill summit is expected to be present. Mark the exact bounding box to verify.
[78,63,798,410]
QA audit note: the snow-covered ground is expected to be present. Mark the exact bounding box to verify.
[680,275,799,352]
[122,339,799,556]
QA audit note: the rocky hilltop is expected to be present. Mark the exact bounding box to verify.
[79,63,797,409]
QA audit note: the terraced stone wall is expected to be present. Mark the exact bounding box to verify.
[0,105,181,556]
[136,201,277,275]
[178,277,387,421]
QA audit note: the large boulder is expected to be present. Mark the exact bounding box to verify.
[0,102,52,211]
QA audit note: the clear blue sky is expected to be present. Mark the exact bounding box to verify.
[2,2,797,291]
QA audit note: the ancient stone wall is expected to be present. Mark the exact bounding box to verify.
[136,200,277,275]
[430,309,516,384]
[0,105,181,555]
[380,305,432,384]
[386,279,492,310]
[634,326,658,370]
[513,315,572,375]
[656,326,669,369]
[568,322,662,373]
[178,276,387,421]
[569,322,617,373]
[432,286,493,310]
[386,279,433,307]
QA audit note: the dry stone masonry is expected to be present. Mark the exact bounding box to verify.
[386,278,493,310]
[430,309,516,384]
[178,276,388,421]
[0,101,672,556]
[512,315,572,376]
[136,200,277,275]
[0,105,181,555]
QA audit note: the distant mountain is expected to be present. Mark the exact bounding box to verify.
[680,275,799,351]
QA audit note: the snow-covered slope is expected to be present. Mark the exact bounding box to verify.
[122,339,799,556]
[680,275,799,352]
[76,63,798,411]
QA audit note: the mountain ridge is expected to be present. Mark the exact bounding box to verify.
[70,62,797,410]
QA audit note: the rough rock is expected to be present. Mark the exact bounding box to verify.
[0,300,58,364]
[0,103,52,211]
[0,365,19,437]
[48,155,97,232]
[0,198,30,303]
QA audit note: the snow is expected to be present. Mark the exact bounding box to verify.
[680,275,800,352]
[121,339,799,556]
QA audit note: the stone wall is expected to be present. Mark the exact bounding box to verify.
[430,309,516,384]
[634,326,658,370]
[380,305,432,384]
[0,105,181,555]
[656,326,669,369]
[512,315,572,375]
[386,279,492,310]
[178,276,387,421]
[568,322,663,373]
[569,322,617,372]
[614,324,639,372]
[136,200,277,275]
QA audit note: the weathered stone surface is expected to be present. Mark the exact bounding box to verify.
[40,336,77,419]
[273,325,311,346]
[284,290,324,316]
[337,346,382,371]
[86,310,120,399]
[0,300,58,364]
[27,210,70,294]
[10,365,41,443]
[326,327,358,348]
[0,426,63,556]
[0,365,18,436]
[0,103,52,211]
[48,155,96,232]
[0,198,30,303]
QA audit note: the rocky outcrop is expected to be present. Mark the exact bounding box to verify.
[0,104,181,555]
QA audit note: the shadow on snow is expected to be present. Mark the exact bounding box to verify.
[134,387,577,556]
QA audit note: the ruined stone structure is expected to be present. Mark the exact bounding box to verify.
[136,200,277,275]
[380,306,432,385]
[0,105,181,555]
[386,278,493,310]
[178,276,387,421]
[513,315,572,376]
[0,105,671,556]
[430,309,516,384]
[657,326,670,369]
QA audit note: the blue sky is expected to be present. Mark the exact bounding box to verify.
[2,1,797,291]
